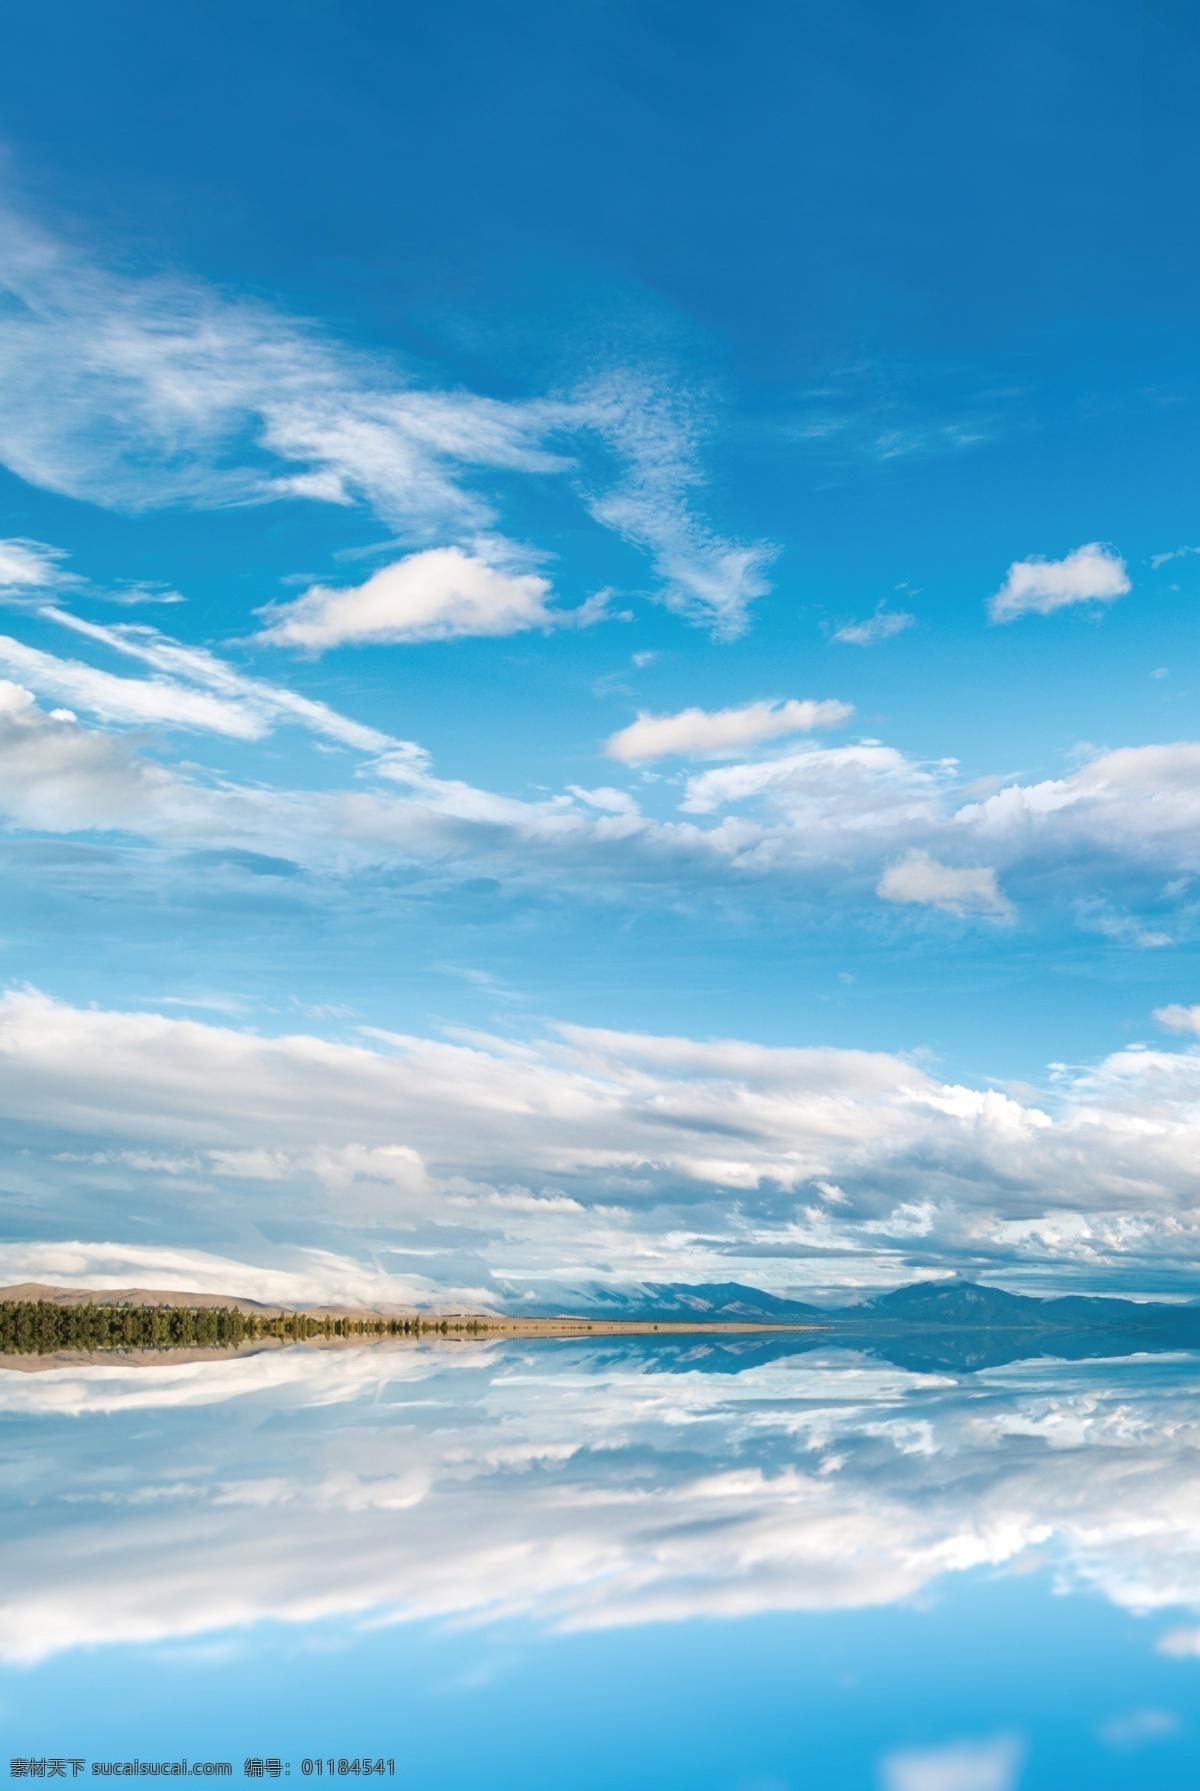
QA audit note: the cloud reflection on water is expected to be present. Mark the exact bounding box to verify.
[3,1337,1200,1663]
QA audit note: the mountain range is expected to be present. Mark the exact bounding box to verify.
[513,1275,1200,1335]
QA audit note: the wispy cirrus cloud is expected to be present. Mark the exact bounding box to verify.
[575,370,776,639]
[0,636,267,738]
[0,536,75,594]
[679,741,949,831]
[42,608,394,753]
[831,603,915,646]
[0,210,772,640]
[791,357,1015,473]
[0,210,556,528]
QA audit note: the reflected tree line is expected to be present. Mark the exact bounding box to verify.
[0,1301,476,1354]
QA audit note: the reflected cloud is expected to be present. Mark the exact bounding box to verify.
[4,1341,1200,1663]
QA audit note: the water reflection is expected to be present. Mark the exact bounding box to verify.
[4,1334,1200,1663]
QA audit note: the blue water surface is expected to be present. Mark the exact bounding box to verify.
[3,1336,1200,1789]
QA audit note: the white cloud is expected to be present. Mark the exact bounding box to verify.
[14,986,1200,1288]
[0,212,771,639]
[0,683,655,867]
[1155,1005,1200,1035]
[680,744,948,835]
[0,1238,449,1312]
[570,370,777,640]
[0,211,556,529]
[0,635,268,737]
[8,612,1200,937]
[0,536,71,591]
[957,743,1200,869]
[831,604,915,646]
[43,609,393,753]
[878,850,1014,920]
[880,1735,1024,1791]
[255,546,607,649]
[605,698,853,764]
[0,687,234,837]
[566,785,640,815]
[1077,904,1172,950]
[988,542,1130,623]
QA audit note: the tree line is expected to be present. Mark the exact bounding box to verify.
[0,1301,478,1354]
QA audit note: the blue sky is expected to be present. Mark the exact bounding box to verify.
[2,1,1200,1301]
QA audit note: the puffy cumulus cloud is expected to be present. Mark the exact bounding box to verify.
[12,989,1200,1288]
[679,743,950,837]
[1155,1005,1200,1036]
[877,850,1014,921]
[0,684,224,837]
[957,743,1200,871]
[604,697,852,764]
[988,542,1130,623]
[0,211,769,638]
[254,546,608,650]
[7,1339,1200,1663]
[879,1736,1024,1791]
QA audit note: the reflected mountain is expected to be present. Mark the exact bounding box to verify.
[833,1280,1200,1373]
[556,1328,1200,1375]
[511,1276,1200,1373]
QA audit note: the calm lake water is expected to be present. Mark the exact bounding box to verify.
[4,1334,1200,1789]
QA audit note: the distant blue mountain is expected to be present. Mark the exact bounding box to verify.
[504,1275,1200,1340]
[633,1281,824,1320]
[854,1278,1200,1335]
[863,1280,1046,1325]
[505,1279,823,1322]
